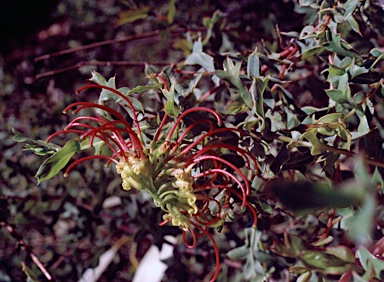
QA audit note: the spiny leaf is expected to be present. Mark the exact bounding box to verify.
[184,39,215,72]
[324,34,361,60]
[356,246,384,280]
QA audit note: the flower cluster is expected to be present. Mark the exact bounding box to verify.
[47,80,258,281]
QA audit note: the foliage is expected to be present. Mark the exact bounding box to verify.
[2,0,384,281]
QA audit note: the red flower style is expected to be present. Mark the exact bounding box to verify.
[47,78,258,281]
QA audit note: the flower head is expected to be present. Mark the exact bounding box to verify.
[47,78,258,281]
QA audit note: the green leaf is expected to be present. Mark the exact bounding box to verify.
[299,0,317,7]
[247,50,260,78]
[324,34,361,60]
[167,0,176,24]
[349,63,368,79]
[343,0,359,18]
[227,245,249,260]
[12,129,61,156]
[300,250,352,274]
[347,195,376,246]
[347,15,361,35]
[216,57,253,109]
[89,70,108,85]
[356,246,384,280]
[324,246,355,263]
[329,65,346,76]
[184,39,215,72]
[296,271,312,282]
[128,84,162,94]
[370,48,383,57]
[35,140,81,183]
[265,110,285,131]
[164,100,178,117]
[116,7,151,26]
[221,101,248,114]
[301,46,325,59]
[317,113,343,124]
[301,130,325,155]
[325,89,349,104]
[21,262,39,282]
[250,77,268,128]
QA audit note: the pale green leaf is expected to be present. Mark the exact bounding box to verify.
[227,246,249,260]
[301,130,325,155]
[325,89,349,104]
[184,39,215,72]
[89,70,108,85]
[356,246,384,280]
[247,50,260,78]
[343,0,360,18]
[348,195,376,246]
[164,100,178,117]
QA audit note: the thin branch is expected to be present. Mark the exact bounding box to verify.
[34,27,194,62]
[0,222,54,281]
[35,30,160,62]
[35,60,174,80]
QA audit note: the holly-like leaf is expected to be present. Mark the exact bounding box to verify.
[216,57,253,109]
[325,88,350,104]
[324,34,361,60]
[35,140,81,183]
[356,246,384,280]
[184,39,215,72]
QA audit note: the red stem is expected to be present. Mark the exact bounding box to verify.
[191,143,258,172]
[166,107,222,141]
[155,74,170,91]
[193,154,250,195]
[178,127,244,157]
[153,114,169,144]
[190,222,221,282]
[64,155,118,176]
[182,227,197,249]
[65,102,144,158]
[76,84,142,138]
[194,167,247,208]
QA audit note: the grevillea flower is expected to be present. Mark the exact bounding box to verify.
[47,77,258,281]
